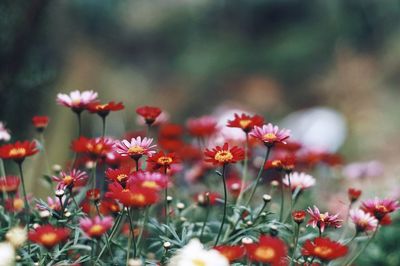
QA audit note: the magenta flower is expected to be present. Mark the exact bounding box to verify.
[249,123,290,147]
[52,169,88,190]
[80,216,113,239]
[282,172,316,191]
[349,209,378,233]
[113,136,157,160]
[56,90,98,112]
[361,198,399,221]
[132,171,169,191]
[307,206,342,233]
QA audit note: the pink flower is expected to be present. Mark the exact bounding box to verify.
[307,205,342,233]
[0,122,11,142]
[282,172,315,191]
[349,209,378,233]
[361,198,399,221]
[132,171,169,191]
[249,123,290,147]
[186,116,218,138]
[113,137,156,160]
[36,196,63,211]
[52,169,88,189]
[56,90,98,112]
[80,216,113,238]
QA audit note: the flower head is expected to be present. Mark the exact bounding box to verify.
[105,166,132,184]
[80,216,113,238]
[106,182,158,208]
[147,151,179,171]
[132,171,169,191]
[113,137,156,160]
[52,169,88,189]
[136,106,162,125]
[57,90,98,113]
[28,224,70,249]
[245,235,288,265]
[72,137,114,159]
[32,116,49,132]
[361,197,399,221]
[196,192,220,207]
[227,113,264,133]
[87,101,124,117]
[307,206,342,233]
[86,189,101,201]
[282,172,315,191]
[292,210,307,224]
[0,140,38,163]
[213,245,245,263]
[187,116,218,138]
[264,155,296,172]
[302,237,348,261]
[349,209,378,233]
[0,122,11,142]
[250,123,290,147]
[0,176,20,194]
[204,143,245,166]
[348,188,362,203]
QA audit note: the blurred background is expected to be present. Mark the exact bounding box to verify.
[1,1,400,264]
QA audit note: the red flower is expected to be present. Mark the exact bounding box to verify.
[246,235,288,265]
[52,169,88,190]
[307,206,342,233]
[204,143,244,166]
[147,151,179,171]
[186,116,218,138]
[80,216,113,239]
[28,225,70,249]
[292,210,307,224]
[0,140,38,163]
[348,188,362,203]
[196,192,220,207]
[0,176,20,194]
[86,189,101,201]
[264,154,296,172]
[302,237,348,261]
[361,198,399,221]
[214,245,245,262]
[227,113,264,133]
[72,137,114,159]
[106,182,158,208]
[32,116,50,132]
[159,123,184,139]
[99,199,121,215]
[87,101,124,117]
[136,106,162,125]
[226,176,244,197]
[5,197,25,213]
[105,166,132,184]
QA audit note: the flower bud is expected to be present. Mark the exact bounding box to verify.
[292,210,307,224]
[262,194,272,203]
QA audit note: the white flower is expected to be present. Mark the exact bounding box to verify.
[168,239,229,266]
[282,172,315,191]
[5,227,27,248]
[0,122,11,142]
[0,242,15,266]
[56,90,98,110]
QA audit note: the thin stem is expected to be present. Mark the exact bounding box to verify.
[101,116,106,138]
[126,208,137,259]
[339,202,353,240]
[164,166,169,228]
[214,164,227,247]
[200,204,210,241]
[236,133,249,206]
[0,159,8,200]
[76,111,82,137]
[137,207,150,256]
[135,158,140,172]
[344,226,379,266]
[279,173,285,222]
[17,162,30,252]
[290,224,300,266]
[95,212,123,263]
[39,132,51,175]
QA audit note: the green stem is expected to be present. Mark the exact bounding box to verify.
[200,203,210,241]
[344,226,379,266]
[290,224,300,266]
[339,202,353,240]
[235,133,249,206]
[164,167,169,229]
[95,212,123,263]
[101,116,106,138]
[76,111,82,137]
[137,207,150,256]
[17,162,30,252]
[214,164,227,247]
[39,132,51,175]
[279,173,285,222]
[126,208,137,259]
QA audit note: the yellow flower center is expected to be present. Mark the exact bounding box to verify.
[376,204,388,213]
[14,198,24,210]
[130,193,146,204]
[40,233,58,246]
[239,119,252,129]
[9,148,26,157]
[63,175,73,185]
[319,214,326,221]
[157,156,173,165]
[88,224,104,236]
[96,104,108,110]
[192,259,206,266]
[214,150,233,163]
[128,145,145,154]
[141,181,159,189]
[116,174,128,182]
[254,246,276,261]
[314,246,333,257]
[263,133,277,141]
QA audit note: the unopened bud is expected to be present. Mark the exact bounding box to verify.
[262,194,272,203]
[39,210,51,219]
[166,196,173,203]
[270,225,278,236]
[52,164,62,173]
[55,189,65,197]
[163,241,172,249]
[176,202,185,210]
[241,237,253,244]
[270,180,279,187]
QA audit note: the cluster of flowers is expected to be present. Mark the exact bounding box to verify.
[0,90,398,266]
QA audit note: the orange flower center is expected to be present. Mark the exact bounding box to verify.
[254,246,276,261]
[13,198,24,210]
[376,205,388,213]
[272,160,282,167]
[141,181,159,189]
[96,104,108,110]
[116,174,128,182]
[88,224,105,236]
[128,145,145,154]
[129,193,146,204]
[40,232,58,246]
[214,150,233,163]
[319,214,327,221]
[63,175,73,185]
[9,148,26,157]
[157,156,173,165]
[239,119,252,129]
[192,259,206,266]
[314,246,333,257]
[263,133,277,141]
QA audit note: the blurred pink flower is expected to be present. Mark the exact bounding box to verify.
[307,205,342,233]
[80,216,113,239]
[342,161,383,179]
[282,172,315,191]
[113,137,157,159]
[249,123,290,147]
[56,90,98,111]
[349,209,378,233]
[0,122,11,142]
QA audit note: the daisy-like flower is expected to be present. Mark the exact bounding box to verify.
[32,116,49,132]
[0,140,38,163]
[52,169,88,189]
[186,116,218,138]
[213,245,245,263]
[348,188,362,203]
[36,196,62,211]
[349,209,378,233]
[282,172,316,191]
[302,237,348,261]
[113,137,156,161]
[0,176,20,194]
[307,206,342,233]
[56,90,98,113]
[264,154,296,173]
[5,197,25,213]
[147,151,179,172]
[72,137,114,159]
[0,122,11,142]
[105,167,132,184]
[168,239,229,266]
[79,216,113,239]
[245,235,288,266]
[86,189,101,202]
[292,210,307,224]
[28,224,70,249]
[106,182,158,208]
[204,143,245,166]
[227,113,264,133]
[87,101,124,117]
[249,123,290,147]
[132,171,169,191]
[136,106,162,125]
[361,197,399,221]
